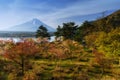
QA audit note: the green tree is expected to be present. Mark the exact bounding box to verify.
[62,22,78,40]
[75,21,95,42]
[36,25,50,39]
[54,25,63,38]
[55,22,78,40]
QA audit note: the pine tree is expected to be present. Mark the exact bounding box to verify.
[36,25,50,39]
[54,22,78,40]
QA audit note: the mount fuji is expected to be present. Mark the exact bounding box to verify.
[6,18,55,32]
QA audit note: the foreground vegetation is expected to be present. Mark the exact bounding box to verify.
[0,38,120,80]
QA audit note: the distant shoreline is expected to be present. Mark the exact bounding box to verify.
[0,31,54,37]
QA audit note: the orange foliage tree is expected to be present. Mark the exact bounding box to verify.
[3,40,39,75]
[93,49,112,76]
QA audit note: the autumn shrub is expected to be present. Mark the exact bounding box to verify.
[93,49,112,76]
[23,72,39,80]
[8,73,19,80]
[3,40,39,76]
[76,73,90,80]
[84,32,99,48]
[0,40,14,54]
[0,72,7,80]
[48,42,66,60]
[61,40,84,59]
[0,59,6,71]
[32,64,45,77]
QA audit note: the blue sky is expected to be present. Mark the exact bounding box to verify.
[0,0,120,29]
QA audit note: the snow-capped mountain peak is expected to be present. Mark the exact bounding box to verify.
[5,18,55,32]
[32,18,41,25]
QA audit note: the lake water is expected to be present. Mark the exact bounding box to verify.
[0,36,55,42]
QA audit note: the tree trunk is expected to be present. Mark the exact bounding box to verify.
[21,57,24,76]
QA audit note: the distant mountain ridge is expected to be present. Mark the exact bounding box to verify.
[93,9,120,29]
[78,9,120,38]
[6,18,55,32]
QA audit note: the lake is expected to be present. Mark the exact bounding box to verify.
[0,36,55,42]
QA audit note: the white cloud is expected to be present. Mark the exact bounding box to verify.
[0,0,120,30]
[39,0,120,27]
